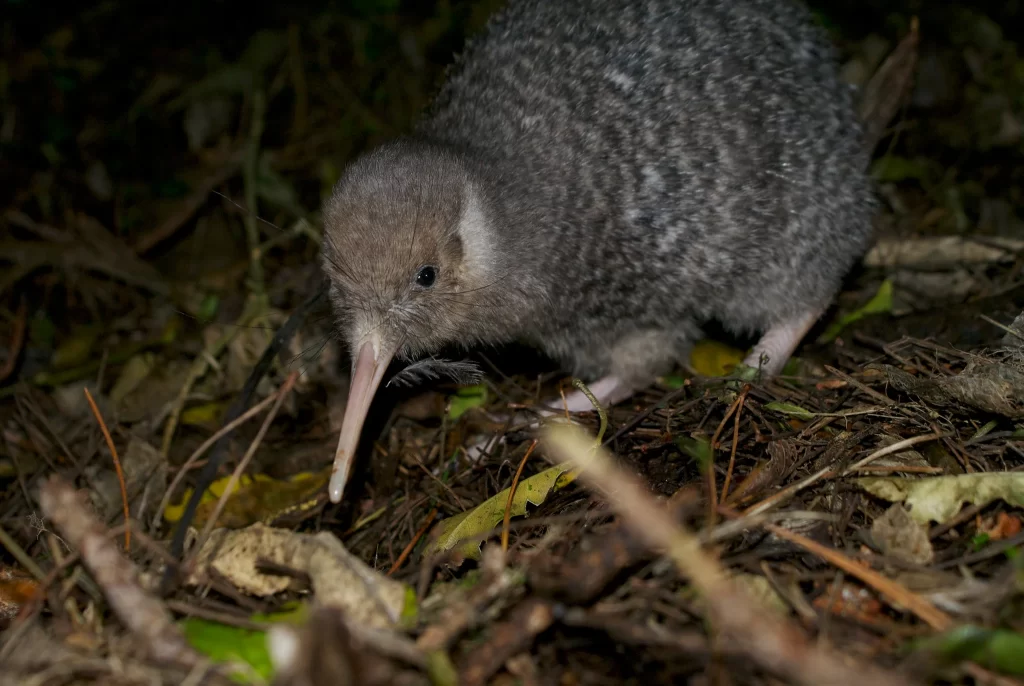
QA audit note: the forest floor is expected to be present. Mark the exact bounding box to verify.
[1,1,1024,684]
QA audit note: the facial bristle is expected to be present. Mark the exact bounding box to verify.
[386,357,484,388]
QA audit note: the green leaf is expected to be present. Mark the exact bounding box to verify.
[197,294,220,322]
[676,435,714,473]
[51,326,101,369]
[29,311,56,350]
[427,650,459,686]
[915,625,1024,675]
[659,374,687,389]
[870,156,931,183]
[447,384,487,420]
[399,586,419,629]
[763,401,817,421]
[182,621,271,682]
[424,465,577,560]
[818,279,894,343]
[181,605,306,683]
[854,472,1024,524]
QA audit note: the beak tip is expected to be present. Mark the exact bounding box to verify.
[328,470,345,503]
[327,338,392,506]
[328,449,351,503]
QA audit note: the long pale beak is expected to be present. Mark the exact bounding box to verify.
[328,338,394,503]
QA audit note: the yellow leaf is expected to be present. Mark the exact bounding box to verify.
[424,465,579,560]
[163,468,330,529]
[855,472,1024,524]
[181,401,227,427]
[689,339,745,377]
[109,353,156,406]
[52,326,101,369]
[764,401,817,421]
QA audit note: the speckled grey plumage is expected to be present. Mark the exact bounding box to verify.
[321,0,875,388]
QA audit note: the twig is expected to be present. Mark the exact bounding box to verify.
[842,432,950,474]
[602,386,694,447]
[190,370,298,559]
[823,365,896,406]
[388,507,437,576]
[710,389,746,449]
[417,549,517,653]
[159,303,259,458]
[156,388,283,529]
[543,424,912,686]
[979,313,1024,342]
[743,432,948,517]
[164,287,324,584]
[707,387,747,525]
[83,387,130,551]
[720,385,748,502]
[529,487,701,603]
[501,440,538,553]
[6,522,147,632]
[133,150,243,254]
[0,523,46,581]
[459,597,555,686]
[750,514,953,631]
[37,476,202,667]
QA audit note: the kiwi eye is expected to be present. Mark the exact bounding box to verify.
[414,265,438,288]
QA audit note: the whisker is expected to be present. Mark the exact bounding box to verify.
[282,332,336,369]
[387,357,483,388]
[291,334,336,378]
[212,191,285,233]
[448,269,514,295]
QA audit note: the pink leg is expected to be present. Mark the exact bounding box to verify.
[741,309,822,377]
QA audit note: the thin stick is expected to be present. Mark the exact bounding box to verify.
[743,432,948,517]
[388,508,437,576]
[543,424,911,686]
[501,440,538,553]
[38,476,201,667]
[83,387,130,551]
[823,365,895,406]
[757,516,953,631]
[710,389,746,448]
[720,386,748,502]
[0,524,47,581]
[191,371,299,559]
[156,389,282,529]
[706,388,747,525]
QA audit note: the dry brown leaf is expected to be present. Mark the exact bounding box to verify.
[727,438,800,504]
[884,362,1024,419]
[188,523,411,631]
[0,566,40,623]
[870,503,935,566]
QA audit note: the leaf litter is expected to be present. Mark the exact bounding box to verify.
[2,2,1024,685]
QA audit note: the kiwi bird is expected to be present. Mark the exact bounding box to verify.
[320,0,876,503]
